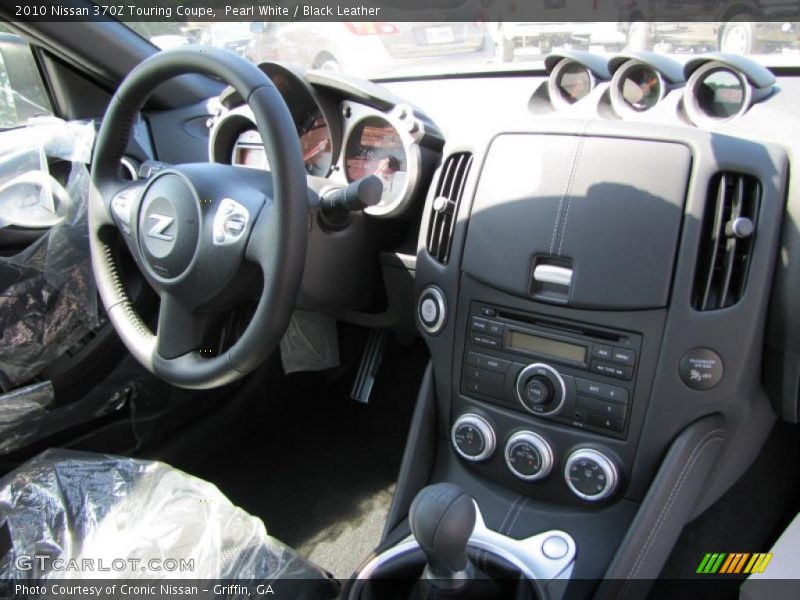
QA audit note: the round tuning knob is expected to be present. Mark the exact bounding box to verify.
[515,363,566,416]
[564,448,619,502]
[451,414,496,462]
[505,431,554,481]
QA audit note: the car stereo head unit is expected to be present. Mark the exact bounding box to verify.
[462,302,643,439]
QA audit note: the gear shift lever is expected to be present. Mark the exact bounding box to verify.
[409,483,476,589]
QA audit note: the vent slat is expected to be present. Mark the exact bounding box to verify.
[693,173,760,311]
[426,153,473,264]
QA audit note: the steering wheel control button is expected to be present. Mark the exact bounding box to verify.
[515,363,566,416]
[138,173,199,279]
[565,448,619,502]
[418,286,446,334]
[111,185,144,232]
[452,414,496,462]
[541,535,570,560]
[505,431,554,481]
[679,348,724,390]
[213,198,250,246]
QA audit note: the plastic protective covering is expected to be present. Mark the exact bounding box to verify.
[279,310,340,374]
[0,450,338,587]
[0,118,98,388]
[0,380,54,453]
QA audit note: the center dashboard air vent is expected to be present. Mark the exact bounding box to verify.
[693,172,760,311]
[426,153,473,264]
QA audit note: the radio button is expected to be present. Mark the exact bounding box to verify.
[592,345,614,361]
[467,352,510,374]
[524,377,554,406]
[585,412,625,432]
[612,347,636,366]
[577,395,627,420]
[487,321,504,336]
[471,333,501,349]
[590,360,633,381]
[465,368,504,387]
[480,307,497,318]
[471,317,489,332]
[465,379,503,399]
[575,378,628,404]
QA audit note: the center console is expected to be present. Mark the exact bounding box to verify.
[369,117,787,597]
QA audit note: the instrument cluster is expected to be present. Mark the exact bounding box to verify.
[211,62,435,218]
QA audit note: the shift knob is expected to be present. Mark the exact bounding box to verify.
[409,483,476,579]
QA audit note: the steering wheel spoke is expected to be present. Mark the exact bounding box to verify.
[156,294,210,360]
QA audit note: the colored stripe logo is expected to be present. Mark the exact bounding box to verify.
[696,553,773,574]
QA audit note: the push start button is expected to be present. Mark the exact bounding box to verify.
[418,286,446,335]
[679,348,724,390]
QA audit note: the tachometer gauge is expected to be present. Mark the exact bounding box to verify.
[344,116,408,206]
[299,112,333,176]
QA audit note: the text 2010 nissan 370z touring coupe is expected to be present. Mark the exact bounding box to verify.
[0,4,799,600]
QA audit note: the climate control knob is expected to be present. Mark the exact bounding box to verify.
[564,448,619,502]
[515,363,566,416]
[505,431,554,481]
[452,414,496,462]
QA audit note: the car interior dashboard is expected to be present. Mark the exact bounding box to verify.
[5,23,799,594]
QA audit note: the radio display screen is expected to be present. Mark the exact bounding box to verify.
[508,331,586,363]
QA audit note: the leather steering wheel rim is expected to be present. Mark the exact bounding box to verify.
[89,46,307,389]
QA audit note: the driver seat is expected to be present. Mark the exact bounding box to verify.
[0,450,339,594]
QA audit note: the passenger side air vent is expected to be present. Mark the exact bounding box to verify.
[426,153,473,264]
[693,172,760,311]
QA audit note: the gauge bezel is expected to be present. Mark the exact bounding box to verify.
[548,58,597,109]
[684,61,752,127]
[610,59,667,117]
[209,62,339,177]
[339,101,423,218]
[504,431,554,482]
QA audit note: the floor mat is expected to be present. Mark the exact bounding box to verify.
[169,339,428,578]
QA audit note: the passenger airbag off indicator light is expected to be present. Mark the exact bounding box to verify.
[679,348,724,390]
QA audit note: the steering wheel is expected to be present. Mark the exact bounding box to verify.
[89,47,308,389]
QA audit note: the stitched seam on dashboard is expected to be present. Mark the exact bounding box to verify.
[506,497,529,536]
[499,495,522,534]
[557,135,587,256]
[619,428,725,599]
[549,136,581,254]
[557,122,592,256]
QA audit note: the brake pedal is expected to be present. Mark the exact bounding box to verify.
[350,329,387,404]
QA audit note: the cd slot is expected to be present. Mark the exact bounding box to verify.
[495,310,622,343]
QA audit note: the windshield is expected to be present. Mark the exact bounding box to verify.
[127,21,800,79]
